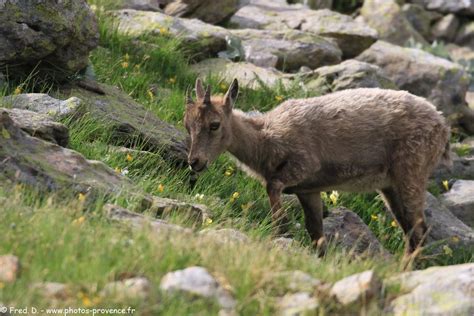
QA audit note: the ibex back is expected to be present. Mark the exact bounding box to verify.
[184,78,451,254]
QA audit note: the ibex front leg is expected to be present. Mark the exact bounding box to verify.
[266,180,291,236]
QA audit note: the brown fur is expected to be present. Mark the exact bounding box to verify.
[185,79,451,254]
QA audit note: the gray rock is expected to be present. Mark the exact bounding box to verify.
[276,292,319,316]
[0,255,20,283]
[323,208,390,257]
[402,3,442,41]
[361,0,427,46]
[191,58,291,89]
[164,0,240,25]
[357,41,474,134]
[109,9,231,60]
[0,94,82,120]
[272,237,298,250]
[102,277,151,300]
[414,0,474,17]
[425,192,474,248]
[273,271,322,293]
[386,263,474,315]
[456,21,474,49]
[58,82,188,165]
[452,138,474,156]
[119,0,162,11]
[160,266,236,310]
[31,282,70,300]
[2,108,69,147]
[229,29,342,72]
[306,59,397,94]
[230,6,377,58]
[330,270,381,306]
[446,44,474,65]
[441,180,474,228]
[199,228,249,244]
[0,0,98,80]
[432,153,474,180]
[104,204,191,234]
[431,14,460,42]
[0,111,149,209]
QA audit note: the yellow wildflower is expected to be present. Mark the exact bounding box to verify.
[451,236,460,243]
[224,166,234,176]
[391,220,397,228]
[13,86,22,95]
[121,61,129,69]
[220,83,228,91]
[320,192,328,199]
[204,218,213,226]
[114,167,122,174]
[126,153,133,162]
[275,95,284,102]
[78,193,86,202]
[195,193,204,201]
[442,245,453,256]
[442,180,449,191]
[82,295,93,307]
[158,183,165,193]
[72,216,86,225]
[371,214,378,221]
[168,76,177,84]
[241,202,253,213]
[147,89,154,100]
[329,191,339,205]
[159,27,169,35]
[230,191,240,203]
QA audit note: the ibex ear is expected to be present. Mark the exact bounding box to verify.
[224,79,239,112]
[195,78,205,100]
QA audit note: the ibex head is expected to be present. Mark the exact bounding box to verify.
[184,78,239,172]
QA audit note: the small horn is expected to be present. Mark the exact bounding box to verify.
[204,85,211,105]
[186,87,193,104]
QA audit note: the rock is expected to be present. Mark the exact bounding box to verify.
[306,60,397,94]
[164,0,240,25]
[431,14,460,42]
[229,29,342,72]
[0,255,20,283]
[272,237,297,250]
[273,271,322,293]
[414,0,474,17]
[386,263,474,315]
[432,153,474,180]
[230,6,377,58]
[276,292,319,316]
[31,282,70,300]
[456,21,474,49]
[0,94,82,120]
[151,196,211,224]
[361,0,427,46]
[441,180,474,228]
[104,204,191,234]
[191,58,291,89]
[0,0,98,80]
[160,266,236,310]
[119,0,162,11]
[2,108,69,147]
[109,9,231,60]
[58,82,187,165]
[401,3,442,41]
[102,277,151,300]
[0,111,148,207]
[199,228,249,244]
[357,41,474,134]
[330,270,381,306]
[446,44,474,65]
[425,192,474,248]
[323,208,390,257]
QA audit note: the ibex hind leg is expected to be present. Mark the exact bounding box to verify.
[296,192,325,254]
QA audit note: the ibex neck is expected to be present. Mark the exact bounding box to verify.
[227,111,266,173]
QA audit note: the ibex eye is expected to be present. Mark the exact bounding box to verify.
[210,122,220,131]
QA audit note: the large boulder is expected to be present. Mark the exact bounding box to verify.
[357,41,474,134]
[1,108,69,147]
[229,29,342,72]
[431,14,460,42]
[456,21,474,48]
[361,0,427,46]
[441,180,474,228]
[401,3,442,42]
[0,0,98,80]
[191,58,291,89]
[109,9,231,60]
[432,153,474,180]
[119,0,162,11]
[305,59,397,94]
[57,83,188,165]
[230,5,377,58]
[386,263,474,315]
[412,0,474,17]
[330,270,381,306]
[164,0,240,25]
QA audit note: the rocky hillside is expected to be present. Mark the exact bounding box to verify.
[0,0,473,315]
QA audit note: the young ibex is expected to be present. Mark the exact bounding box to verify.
[185,78,451,254]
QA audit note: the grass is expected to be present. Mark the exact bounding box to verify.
[0,1,472,314]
